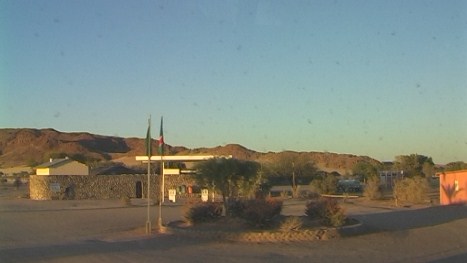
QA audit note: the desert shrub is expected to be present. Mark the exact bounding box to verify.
[393,176,429,206]
[13,177,22,190]
[305,198,346,227]
[279,216,303,232]
[184,202,223,224]
[310,175,338,194]
[305,199,326,220]
[226,199,245,218]
[280,190,290,199]
[364,176,382,200]
[240,199,283,228]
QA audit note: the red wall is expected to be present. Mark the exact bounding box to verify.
[439,170,467,205]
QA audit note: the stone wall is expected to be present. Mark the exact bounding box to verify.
[29,174,196,200]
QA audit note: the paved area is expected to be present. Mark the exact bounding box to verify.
[1,186,467,262]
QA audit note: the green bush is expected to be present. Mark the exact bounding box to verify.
[310,175,338,194]
[305,198,346,227]
[240,199,283,228]
[226,199,245,218]
[184,202,223,224]
[305,199,326,220]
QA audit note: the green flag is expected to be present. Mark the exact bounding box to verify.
[158,117,164,155]
[145,120,151,157]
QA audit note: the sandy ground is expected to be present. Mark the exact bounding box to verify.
[1,185,467,263]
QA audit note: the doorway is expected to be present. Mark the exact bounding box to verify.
[135,181,142,198]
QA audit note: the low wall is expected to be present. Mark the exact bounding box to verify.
[29,174,196,200]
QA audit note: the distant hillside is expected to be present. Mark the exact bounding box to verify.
[0,128,147,167]
[0,128,380,174]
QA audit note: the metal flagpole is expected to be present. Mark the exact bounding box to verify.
[157,116,165,232]
[161,160,165,203]
[157,156,164,230]
[146,116,152,234]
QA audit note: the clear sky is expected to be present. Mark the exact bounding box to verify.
[1,0,466,164]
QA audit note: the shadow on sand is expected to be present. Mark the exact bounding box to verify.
[0,232,215,263]
[340,204,467,236]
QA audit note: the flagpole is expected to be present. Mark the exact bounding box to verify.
[157,155,164,230]
[157,116,165,232]
[146,116,152,234]
[161,160,165,203]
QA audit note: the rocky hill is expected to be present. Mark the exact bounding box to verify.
[0,128,380,174]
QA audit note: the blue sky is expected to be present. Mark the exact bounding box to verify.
[1,0,466,164]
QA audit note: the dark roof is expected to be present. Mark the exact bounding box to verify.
[36,158,74,168]
[92,165,141,175]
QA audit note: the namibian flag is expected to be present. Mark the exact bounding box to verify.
[158,117,164,155]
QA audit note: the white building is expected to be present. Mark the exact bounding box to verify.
[36,158,89,176]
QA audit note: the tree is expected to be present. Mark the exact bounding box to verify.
[194,158,260,213]
[352,161,378,183]
[394,154,434,177]
[264,152,317,197]
[444,162,467,171]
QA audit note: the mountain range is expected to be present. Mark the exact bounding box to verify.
[0,128,381,174]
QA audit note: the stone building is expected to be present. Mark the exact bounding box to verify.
[29,173,196,200]
[29,155,230,201]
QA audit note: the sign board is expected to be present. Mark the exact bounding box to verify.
[163,168,180,175]
[168,189,176,202]
[50,183,60,193]
[201,189,209,202]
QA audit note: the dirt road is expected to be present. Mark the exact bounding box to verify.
[1,188,467,262]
